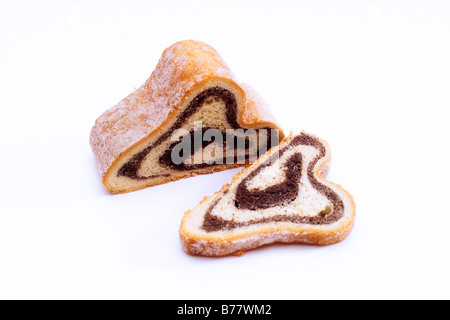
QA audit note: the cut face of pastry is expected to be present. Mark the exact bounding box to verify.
[90,40,284,193]
[180,133,355,257]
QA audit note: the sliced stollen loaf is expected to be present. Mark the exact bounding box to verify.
[180,132,355,256]
[90,40,284,193]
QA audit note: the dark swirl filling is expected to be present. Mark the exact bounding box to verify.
[202,133,345,232]
[117,87,278,179]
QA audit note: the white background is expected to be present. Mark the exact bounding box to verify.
[0,0,449,300]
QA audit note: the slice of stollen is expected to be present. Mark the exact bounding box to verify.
[180,132,355,256]
[90,40,284,193]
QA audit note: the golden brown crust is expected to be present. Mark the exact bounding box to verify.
[179,133,356,257]
[90,40,284,193]
[240,83,284,137]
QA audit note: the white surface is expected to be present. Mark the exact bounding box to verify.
[0,0,449,300]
